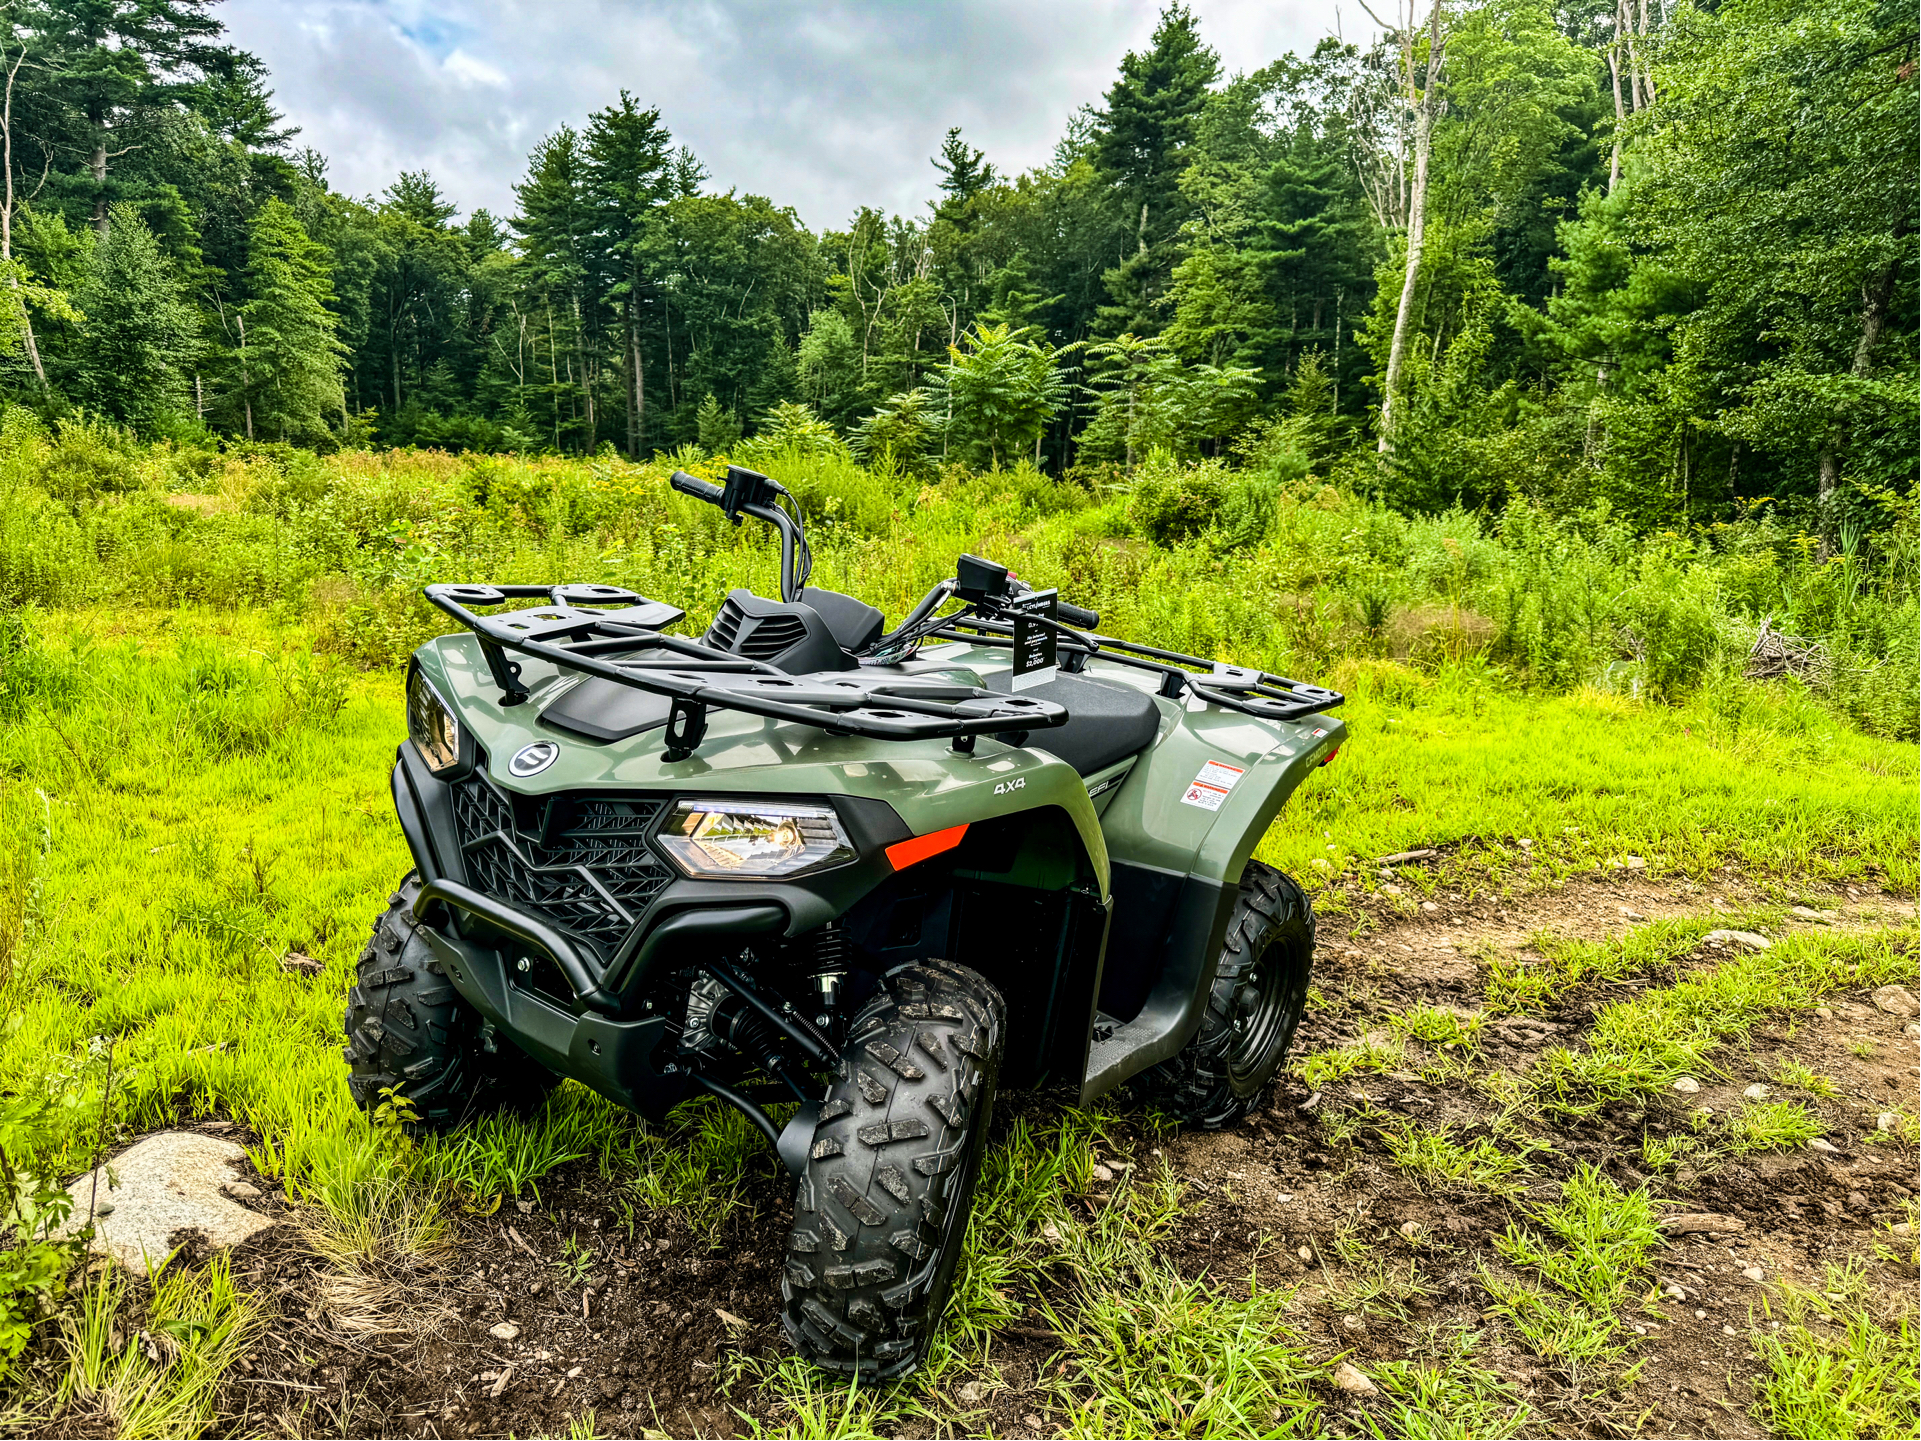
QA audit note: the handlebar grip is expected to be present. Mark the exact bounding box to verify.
[1056,601,1101,630]
[670,469,725,504]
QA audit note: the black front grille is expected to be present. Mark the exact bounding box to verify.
[449,771,672,957]
[704,596,809,660]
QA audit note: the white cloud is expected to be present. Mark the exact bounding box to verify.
[222,0,1361,228]
[441,49,509,89]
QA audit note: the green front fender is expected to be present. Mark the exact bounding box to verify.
[415,633,1113,896]
[1097,696,1345,885]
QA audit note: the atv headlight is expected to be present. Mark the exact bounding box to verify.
[658,800,855,878]
[406,666,463,775]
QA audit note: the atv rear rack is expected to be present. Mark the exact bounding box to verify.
[933,617,1344,723]
[424,583,1068,758]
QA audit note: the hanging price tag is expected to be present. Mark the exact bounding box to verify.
[1010,593,1058,692]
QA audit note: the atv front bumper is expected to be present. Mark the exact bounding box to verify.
[411,912,689,1119]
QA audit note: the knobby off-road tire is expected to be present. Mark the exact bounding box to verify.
[1141,861,1315,1129]
[342,873,557,1130]
[780,958,1006,1377]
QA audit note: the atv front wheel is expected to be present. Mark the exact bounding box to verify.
[781,958,1005,1377]
[1140,861,1314,1128]
[342,873,558,1129]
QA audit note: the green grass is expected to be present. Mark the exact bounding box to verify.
[1390,1003,1486,1053]
[0,442,1914,1433]
[1722,1100,1827,1154]
[1262,670,1917,904]
[1380,1121,1542,1196]
[1359,1328,1531,1440]
[1296,1037,1405,1090]
[1529,928,1918,1115]
[1752,1267,1921,1440]
[1482,914,1774,1016]
[1769,1057,1840,1099]
[1485,1167,1659,1373]
[49,1256,259,1439]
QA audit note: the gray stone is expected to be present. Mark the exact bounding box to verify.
[1702,929,1771,951]
[1332,1361,1376,1394]
[956,1381,986,1406]
[1743,1083,1771,1101]
[1871,985,1918,1017]
[490,1322,521,1342]
[1671,1076,1701,1094]
[63,1131,272,1272]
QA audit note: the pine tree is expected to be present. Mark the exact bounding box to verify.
[931,127,995,229]
[37,0,243,236]
[695,392,739,454]
[584,93,675,454]
[234,197,345,442]
[1092,4,1222,334]
[74,203,200,430]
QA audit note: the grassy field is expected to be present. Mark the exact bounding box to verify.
[0,429,1915,1438]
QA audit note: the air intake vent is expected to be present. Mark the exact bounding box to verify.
[704,597,745,651]
[737,614,808,659]
[704,596,810,660]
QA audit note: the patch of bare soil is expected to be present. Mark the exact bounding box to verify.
[62,877,1920,1439]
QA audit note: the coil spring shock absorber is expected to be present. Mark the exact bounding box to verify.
[808,920,848,1038]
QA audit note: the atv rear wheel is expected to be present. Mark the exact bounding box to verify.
[781,958,1005,1377]
[1140,861,1314,1128]
[342,873,558,1130]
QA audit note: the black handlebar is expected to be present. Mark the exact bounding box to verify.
[670,469,725,504]
[1056,599,1100,629]
[673,474,1102,641]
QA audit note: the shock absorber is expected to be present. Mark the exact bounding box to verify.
[808,920,848,1036]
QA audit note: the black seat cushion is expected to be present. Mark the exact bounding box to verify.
[985,671,1161,776]
[800,587,886,653]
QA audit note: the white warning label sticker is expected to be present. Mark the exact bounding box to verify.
[1194,760,1245,790]
[1182,780,1230,811]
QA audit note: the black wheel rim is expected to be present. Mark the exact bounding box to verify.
[1224,937,1310,1090]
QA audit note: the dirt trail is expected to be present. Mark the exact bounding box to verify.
[139,878,1920,1438]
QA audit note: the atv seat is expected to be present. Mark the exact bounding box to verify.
[986,672,1162,777]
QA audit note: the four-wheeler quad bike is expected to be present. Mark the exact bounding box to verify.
[343,463,1345,1377]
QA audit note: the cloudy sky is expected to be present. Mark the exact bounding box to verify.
[221,0,1362,232]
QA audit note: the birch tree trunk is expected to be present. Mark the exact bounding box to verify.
[1606,32,1626,193]
[1375,0,1448,454]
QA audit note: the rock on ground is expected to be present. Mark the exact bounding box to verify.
[63,1131,272,1272]
[1870,985,1918,1016]
[1332,1361,1377,1394]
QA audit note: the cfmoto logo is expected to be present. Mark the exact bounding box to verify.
[509,741,559,777]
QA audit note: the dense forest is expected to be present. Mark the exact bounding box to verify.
[0,0,1909,540]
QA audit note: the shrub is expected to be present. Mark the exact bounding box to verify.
[1126,453,1228,546]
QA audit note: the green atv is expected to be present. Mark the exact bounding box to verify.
[344,463,1344,1376]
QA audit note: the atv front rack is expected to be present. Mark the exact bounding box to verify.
[933,617,1344,723]
[424,583,1068,758]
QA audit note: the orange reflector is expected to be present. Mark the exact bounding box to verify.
[886,823,969,871]
[1319,745,1340,767]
